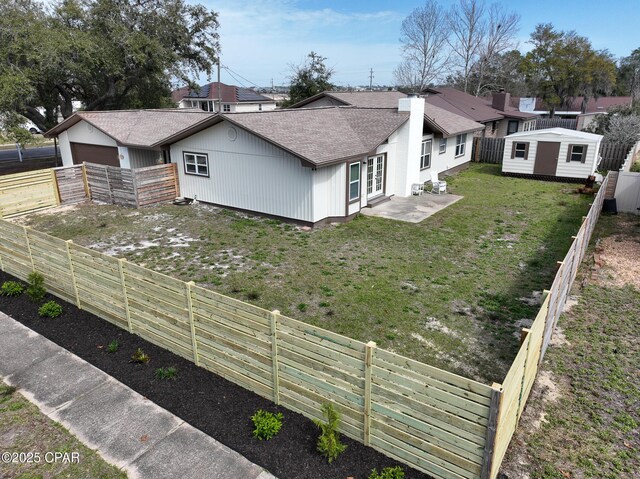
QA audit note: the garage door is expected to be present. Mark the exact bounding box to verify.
[70,142,120,167]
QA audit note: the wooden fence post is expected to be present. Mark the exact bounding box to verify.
[82,163,91,199]
[65,240,81,308]
[270,309,280,405]
[118,258,133,334]
[172,162,180,198]
[23,226,35,272]
[364,340,376,446]
[481,382,503,479]
[50,169,61,206]
[186,281,199,366]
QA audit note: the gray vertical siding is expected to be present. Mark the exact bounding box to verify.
[129,148,162,169]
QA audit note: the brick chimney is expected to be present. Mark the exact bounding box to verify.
[492,89,510,111]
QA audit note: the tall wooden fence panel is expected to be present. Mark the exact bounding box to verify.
[54,165,87,204]
[598,142,634,171]
[0,220,495,479]
[0,169,59,218]
[534,118,577,130]
[85,163,137,207]
[134,163,179,206]
[472,138,505,164]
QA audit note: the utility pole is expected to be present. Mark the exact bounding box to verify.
[217,59,222,113]
[271,78,274,93]
[369,68,374,91]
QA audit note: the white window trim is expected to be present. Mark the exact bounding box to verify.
[439,138,447,154]
[183,152,209,177]
[455,134,467,157]
[570,145,585,162]
[420,139,432,169]
[349,161,361,202]
[223,104,231,112]
[514,142,527,159]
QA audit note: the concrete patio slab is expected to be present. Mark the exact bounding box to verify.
[360,192,463,223]
[0,313,275,479]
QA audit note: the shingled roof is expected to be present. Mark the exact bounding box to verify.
[171,82,272,104]
[423,102,484,137]
[217,107,408,166]
[289,91,408,109]
[44,109,214,148]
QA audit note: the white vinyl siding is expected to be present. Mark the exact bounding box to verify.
[170,121,313,222]
[129,148,162,169]
[312,163,346,222]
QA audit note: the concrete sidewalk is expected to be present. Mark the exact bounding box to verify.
[0,313,276,479]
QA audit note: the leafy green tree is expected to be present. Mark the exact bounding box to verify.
[284,52,334,107]
[521,24,617,116]
[0,0,220,132]
[615,48,640,104]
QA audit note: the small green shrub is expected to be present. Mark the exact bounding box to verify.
[369,466,405,479]
[26,272,46,302]
[251,409,284,440]
[313,403,346,463]
[38,300,62,318]
[154,367,177,380]
[1,281,24,297]
[130,348,150,364]
[297,303,307,312]
[106,340,119,353]
[631,161,640,173]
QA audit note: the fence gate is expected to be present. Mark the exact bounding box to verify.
[473,137,506,164]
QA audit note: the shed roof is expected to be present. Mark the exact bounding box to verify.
[44,109,214,148]
[507,127,604,141]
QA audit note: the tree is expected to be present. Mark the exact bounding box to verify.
[449,50,527,96]
[394,1,449,91]
[284,52,334,106]
[0,0,220,131]
[605,114,640,143]
[616,48,640,105]
[447,0,485,94]
[521,24,617,116]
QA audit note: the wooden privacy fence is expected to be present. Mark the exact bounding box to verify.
[598,142,634,171]
[0,169,61,218]
[0,174,610,479]
[487,173,610,477]
[472,137,505,164]
[0,217,495,479]
[534,118,577,130]
[84,162,179,207]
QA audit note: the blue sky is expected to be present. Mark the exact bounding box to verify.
[202,0,640,88]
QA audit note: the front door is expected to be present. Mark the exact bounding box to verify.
[533,141,561,175]
[367,155,385,199]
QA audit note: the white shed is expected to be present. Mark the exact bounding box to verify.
[502,128,604,180]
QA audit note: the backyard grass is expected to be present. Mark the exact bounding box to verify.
[501,214,640,478]
[17,164,592,384]
[0,381,127,479]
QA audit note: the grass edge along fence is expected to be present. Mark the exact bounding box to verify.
[0,174,609,479]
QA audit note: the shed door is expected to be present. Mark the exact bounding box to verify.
[70,142,119,167]
[533,141,560,175]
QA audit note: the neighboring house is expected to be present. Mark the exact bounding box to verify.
[45,109,214,168]
[514,96,633,130]
[45,96,483,226]
[171,82,277,113]
[502,128,604,180]
[423,87,537,137]
[288,90,485,179]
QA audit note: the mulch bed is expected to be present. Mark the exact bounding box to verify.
[0,269,432,479]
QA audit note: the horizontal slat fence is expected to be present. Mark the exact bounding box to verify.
[0,169,59,218]
[134,163,179,206]
[0,219,493,479]
[488,173,610,478]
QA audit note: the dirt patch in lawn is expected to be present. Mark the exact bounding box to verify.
[0,269,430,479]
[594,236,640,290]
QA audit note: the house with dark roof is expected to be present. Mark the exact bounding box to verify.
[289,91,485,181]
[423,87,537,138]
[46,96,481,225]
[171,82,277,113]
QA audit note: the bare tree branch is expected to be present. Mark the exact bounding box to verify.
[447,0,486,94]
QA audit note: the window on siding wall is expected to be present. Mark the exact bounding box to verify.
[420,140,432,169]
[183,152,209,177]
[223,104,231,112]
[513,142,529,159]
[507,120,519,135]
[455,134,467,157]
[349,162,360,201]
[568,144,587,162]
[439,137,447,154]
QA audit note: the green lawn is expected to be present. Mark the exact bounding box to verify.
[0,382,127,479]
[19,164,592,384]
[501,214,640,478]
